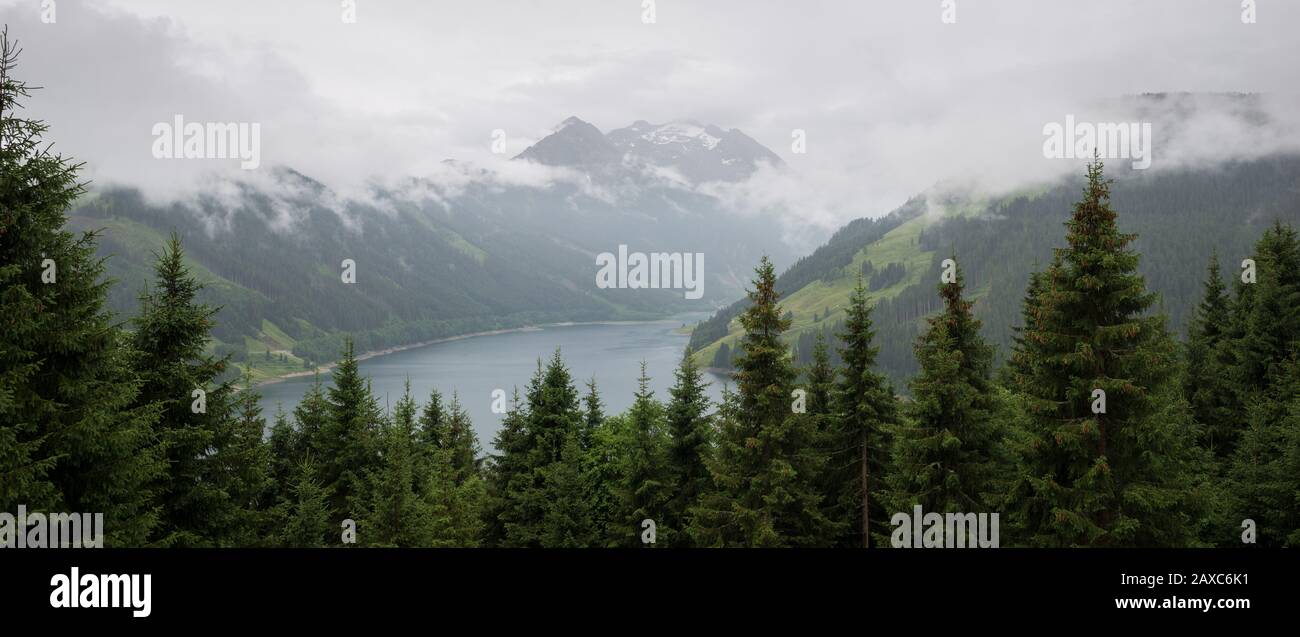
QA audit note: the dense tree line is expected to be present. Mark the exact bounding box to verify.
[5,35,1299,547]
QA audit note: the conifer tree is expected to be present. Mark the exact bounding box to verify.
[279,456,333,548]
[267,409,299,504]
[482,387,528,547]
[0,31,161,545]
[425,443,486,547]
[1183,252,1238,457]
[805,333,836,418]
[131,232,234,547]
[318,339,381,522]
[580,379,620,546]
[443,392,480,484]
[1005,159,1202,547]
[216,376,273,546]
[1225,224,1300,546]
[663,348,713,546]
[537,431,598,547]
[293,373,330,461]
[360,381,431,547]
[690,257,835,547]
[614,363,670,546]
[417,388,448,450]
[829,275,897,547]
[882,260,1004,520]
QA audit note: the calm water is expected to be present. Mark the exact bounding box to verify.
[257,315,730,449]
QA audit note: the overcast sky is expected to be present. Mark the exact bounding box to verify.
[2,0,1298,236]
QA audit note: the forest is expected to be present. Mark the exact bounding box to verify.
[5,39,1300,549]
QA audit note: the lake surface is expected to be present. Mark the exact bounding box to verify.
[257,314,731,449]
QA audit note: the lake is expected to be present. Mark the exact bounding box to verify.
[257,315,731,449]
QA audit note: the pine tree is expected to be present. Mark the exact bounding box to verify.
[805,333,836,417]
[279,456,333,548]
[829,275,897,547]
[580,378,620,546]
[1225,224,1300,546]
[214,375,273,546]
[882,260,1004,521]
[292,374,329,452]
[417,388,448,450]
[360,381,431,547]
[443,392,481,484]
[1183,252,1238,457]
[1005,159,1202,547]
[663,348,713,546]
[425,443,486,547]
[482,387,528,547]
[537,431,598,547]
[318,339,380,523]
[267,408,300,512]
[690,257,835,547]
[614,363,670,546]
[131,232,234,547]
[0,30,162,545]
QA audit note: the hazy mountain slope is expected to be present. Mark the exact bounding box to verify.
[67,118,797,378]
[689,155,1300,387]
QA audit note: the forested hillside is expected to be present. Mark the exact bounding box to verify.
[67,129,795,379]
[689,156,1300,387]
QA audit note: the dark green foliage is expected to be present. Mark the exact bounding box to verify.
[882,260,1005,521]
[360,382,431,547]
[662,349,713,546]
[0,31,162,545]
[130,232,237,547]
[613,364,671,546]
[1004,160,1204,547]
[827,276,898,547]
[278,456,333,548]
[317,339,381,522]
[1183,253,1239,457]
[690,257,835,547]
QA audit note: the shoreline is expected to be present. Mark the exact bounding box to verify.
[255,317,690,387]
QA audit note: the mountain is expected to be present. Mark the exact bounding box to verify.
[71,119,796,379]
[516,116,784,183]
[513,117,621,167]
[688,154,1300,387]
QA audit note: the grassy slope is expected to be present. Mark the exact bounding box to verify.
[692,214,935,366]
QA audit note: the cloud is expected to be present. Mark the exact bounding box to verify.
[2,0,1297,245]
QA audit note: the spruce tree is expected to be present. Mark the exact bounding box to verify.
[882,260,1004,522]
[425,443,486,547]
[690,257,835,547]
[1225,224,1300,546]
[215,375,273,546]
[1005,159,1202,547]
[443,392,481,484]
[614,363,670,546]
[663,348,713,547]
[360,381,431,547]
[318,339,380,523]
[805,333,836,417]
[0,30,161,545]
[829,275,897,547]
[482,387,528,547]
[131,232,234,547]
[1183,252,1238,457]
[279,456,333,548]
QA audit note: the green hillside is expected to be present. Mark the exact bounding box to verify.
[690,156,1300,387]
